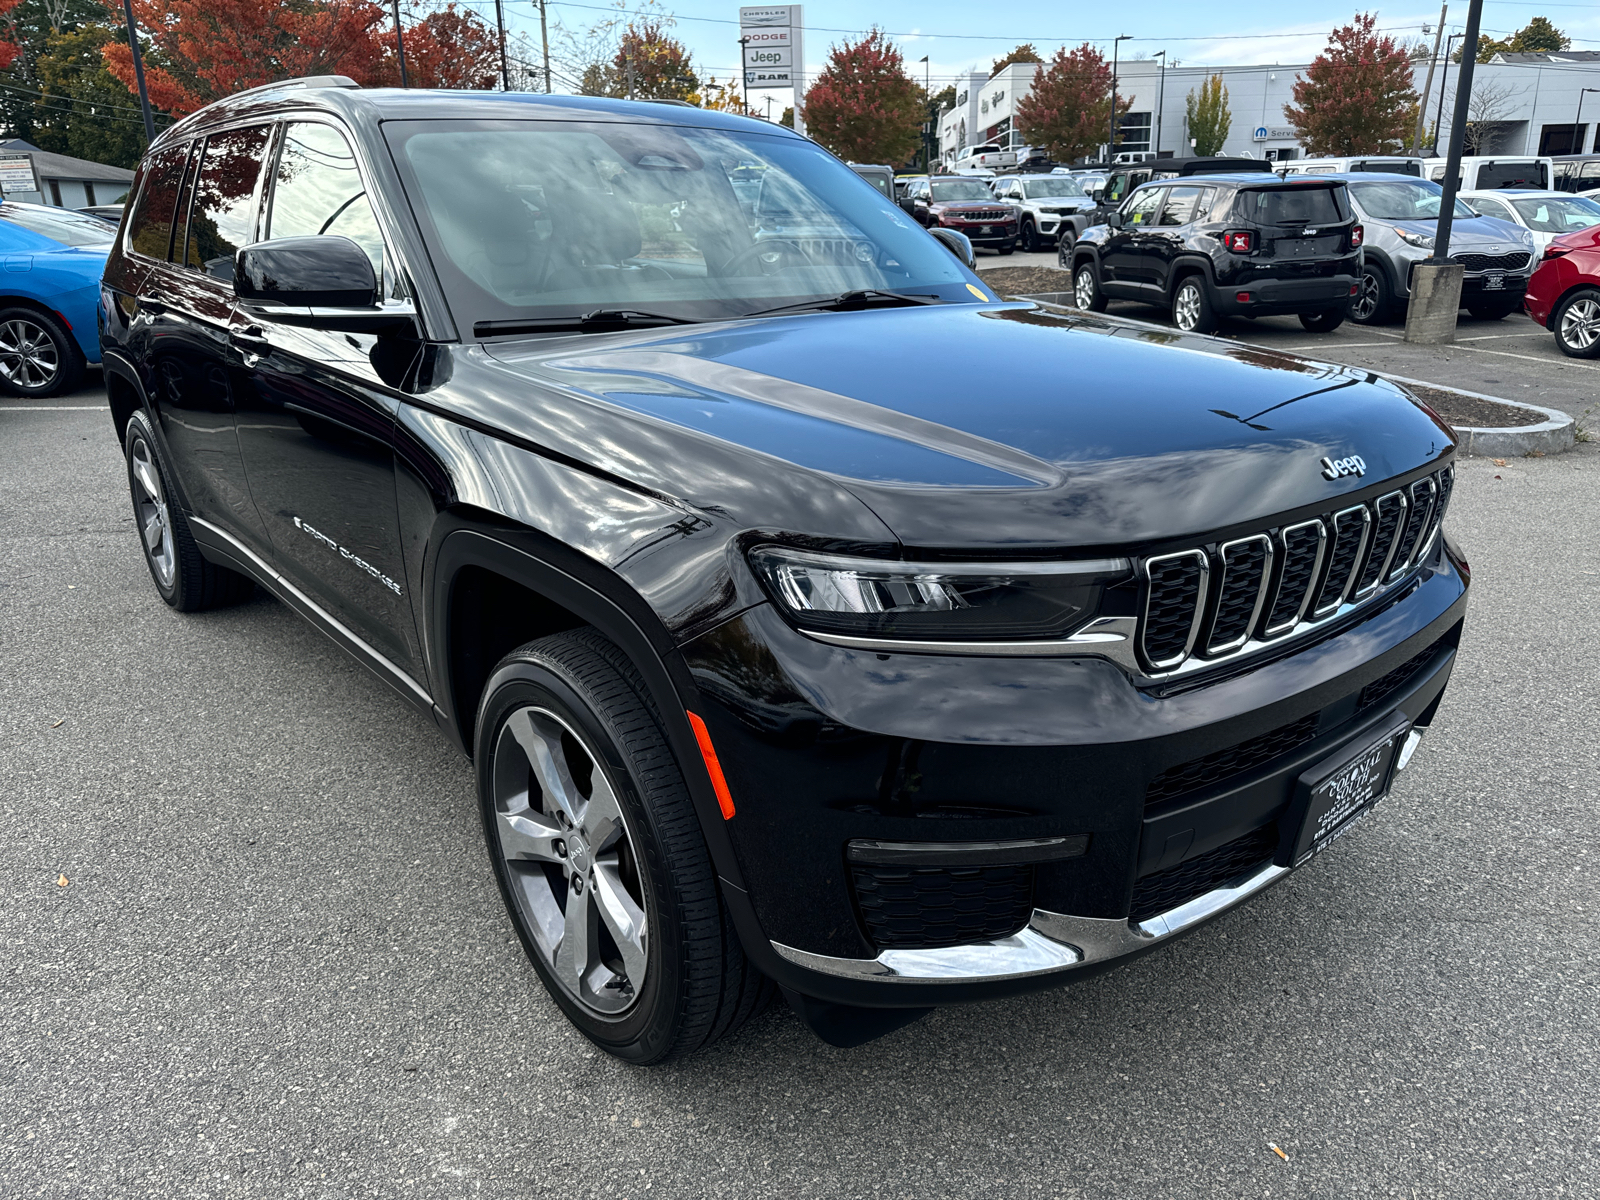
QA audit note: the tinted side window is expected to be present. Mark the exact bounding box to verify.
[267,122,385,279]
[183,125,271,280]
[125,144,189,260]
[171,143,203,267]
[1104,173,1131,204]
[1124,187,1163,226]
[1158,186,1205,226]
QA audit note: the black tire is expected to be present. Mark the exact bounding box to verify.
[1171,274,1217,334]
[997,240,1016,256]
[1020,219,1039,252]
[123,411,256,611]
[1299,308,1346,333]
[0,305,84,397]
[1552,287,1600,358]
[475,628,773,1064]
[1349,264,1394,325]
[1072,259,1107,312]
[1466,299,1520,321]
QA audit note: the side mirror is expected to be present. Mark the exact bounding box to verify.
[929,226,976,268]
[235,236,377,306]
[1091,188,1105,202]
[1106,211,1124,229]
[235,236,415,333]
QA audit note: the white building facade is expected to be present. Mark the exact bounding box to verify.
[938,52,1600,165]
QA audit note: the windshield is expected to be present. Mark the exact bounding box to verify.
[0,202,115,247]
[1021,178,1085,199]
[385,120,974,332]
[931,179,997,202]
[1509,195,1600,233]
[1348,179,1473,221]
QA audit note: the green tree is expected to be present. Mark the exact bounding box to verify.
[990,44,1042,76]
[1285,13,1418,155]
[1184,74,1232,156]
[929,84,955,112]
[1464,16,1570,63]
[0,0,111,146]
[31,26,151,169]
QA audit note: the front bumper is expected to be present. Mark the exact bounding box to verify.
[944,221,1017,246]
[689,535,1469,1009]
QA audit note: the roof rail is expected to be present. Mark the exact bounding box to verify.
[225,75,361,102]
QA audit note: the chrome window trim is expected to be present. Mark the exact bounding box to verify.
[1311,504,1372,619]
[772,858,1292,983]
[1353,489,1408,599]
[1261,519,1327,639]
[1139,549,1210,670]
[1204,533,1273,656]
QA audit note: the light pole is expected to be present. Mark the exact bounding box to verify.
[921,55,932,172]
[538,0,551,92]
[1574,88,1600,156]
[392,0,409,88]
[118,0,156,145]
[1152,50,1166,158]
[494,0,509,90]
[738,37,749,113]
[1432,32,1464,155]
[1109,35,1131,162]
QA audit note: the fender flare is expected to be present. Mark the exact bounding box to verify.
[1164,254,1219,299]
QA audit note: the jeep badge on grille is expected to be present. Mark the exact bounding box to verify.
[1322,455,1367,480]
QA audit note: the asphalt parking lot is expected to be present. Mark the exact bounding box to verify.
[985,249,1598,425]
[3,377,1598,1199]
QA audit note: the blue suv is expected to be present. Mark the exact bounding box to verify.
[0,200,113,396]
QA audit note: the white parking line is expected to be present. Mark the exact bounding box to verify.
[0,405,109,411]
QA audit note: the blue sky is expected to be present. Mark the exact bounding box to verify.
[472,1,1600,99]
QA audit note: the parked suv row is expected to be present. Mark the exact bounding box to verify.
[1067,173,1361,333]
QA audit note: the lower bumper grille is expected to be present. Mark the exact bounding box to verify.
[1146,713,1321,805]
[851,863,1034,950]
[1129,826,1278,922]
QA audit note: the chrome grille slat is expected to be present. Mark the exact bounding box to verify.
[1133,468,1453,678]
[1262,520,1327,638]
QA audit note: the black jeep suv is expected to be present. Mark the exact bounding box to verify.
[101,80,1467,1062]
[1068,174,1363,334]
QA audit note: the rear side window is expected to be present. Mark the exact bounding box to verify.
[124,144,189,260]
[182,125,272,280]
[1234,186,1348,226]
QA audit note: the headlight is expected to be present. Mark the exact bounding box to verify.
[747,546,1131,642]
[1393,226,1435,249]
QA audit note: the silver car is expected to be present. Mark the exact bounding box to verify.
[989,174,1098,251]
[1337,174,1535,323]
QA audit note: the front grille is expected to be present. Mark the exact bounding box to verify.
[1133,465,1452,676]
[851,863,1034,950]
[1357,646,1437,713]
[1129,826,1279,922]
[950,209,1011,222]
[1142,551,1208,667]
[1146,713,1320,804]
[1451,251,1531,272]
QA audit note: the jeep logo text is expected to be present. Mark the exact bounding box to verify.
[1321,455,1367,480]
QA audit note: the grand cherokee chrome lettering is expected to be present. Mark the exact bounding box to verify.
[291,516,402,596]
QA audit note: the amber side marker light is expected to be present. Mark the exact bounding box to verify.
[686,711,736,819]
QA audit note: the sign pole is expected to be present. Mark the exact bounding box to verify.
[392,0,410,88]
[119,0,157,146]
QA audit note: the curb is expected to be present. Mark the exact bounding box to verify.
[1011,292,1578,457]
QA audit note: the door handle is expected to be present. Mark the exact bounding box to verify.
[230,325,271,354]
[136,294,166,315]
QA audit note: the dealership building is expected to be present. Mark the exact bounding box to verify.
[938,50,1600,165]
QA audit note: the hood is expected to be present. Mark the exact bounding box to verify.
[1388,215,1530,249]
[481,303,1453,552]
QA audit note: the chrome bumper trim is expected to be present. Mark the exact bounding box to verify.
[771,859,1291,984]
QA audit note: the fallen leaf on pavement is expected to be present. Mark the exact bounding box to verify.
[50,719,64,729]
[56,875,69,887]
[1492,458,1507,466]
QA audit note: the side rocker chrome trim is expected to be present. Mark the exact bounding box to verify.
[188,515,432,706]
[772,859,1291,984]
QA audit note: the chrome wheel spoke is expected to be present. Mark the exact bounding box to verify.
[132,456,161,504]
[497,801,565,864]
[141,508,165,550]
[505,708,582,827]
[592,859,647,987]
[552,879,596,995]
[581,773,624,855]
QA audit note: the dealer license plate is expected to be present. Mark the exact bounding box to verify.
[980,225,992,234]
[1277,715,1409,868]
[1483,272,1506,291]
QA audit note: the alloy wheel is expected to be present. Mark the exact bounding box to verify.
[129,435,176,588]
[491,705,648,1017]
[0,318,59,391]
[1560,297,1600,352]
[1352,272,1381,321]
[1174,283,1202,331]
[1074,268,1096,309]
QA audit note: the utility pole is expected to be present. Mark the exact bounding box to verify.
[1152,50,1166,158]
[626,54,635,100]
[1433,32,1464,154]
[1413,4,1447,154]
[539,0,551,93]
[738,37,749,113]
[1109,35,1131,161]
[118,0,156,145]
[921,55,932,173]
[392,0,410,88]
[1573,88,1600,155]
[494,0,510,90]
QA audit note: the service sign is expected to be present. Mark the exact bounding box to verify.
[0,153,40,194]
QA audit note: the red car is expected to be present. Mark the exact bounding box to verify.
[1525,224,1600,356]
[908,176,1020,254]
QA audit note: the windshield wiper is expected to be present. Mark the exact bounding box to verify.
[474,309,700,337]
[744,290,945,317]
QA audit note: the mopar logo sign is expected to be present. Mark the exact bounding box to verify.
[1253,127,1269,141]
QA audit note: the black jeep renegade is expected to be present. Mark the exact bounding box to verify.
[100,79,1466,1062]
[1068,174,1363,334]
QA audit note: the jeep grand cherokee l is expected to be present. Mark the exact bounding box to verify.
[1070,174,1362,333]
[102,79,1469,1063]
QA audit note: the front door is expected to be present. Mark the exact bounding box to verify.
[1102,187,1163,293]
[230,119,425,679]
[141,127,274,547]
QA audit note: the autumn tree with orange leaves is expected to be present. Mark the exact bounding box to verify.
[101,0,500,116]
